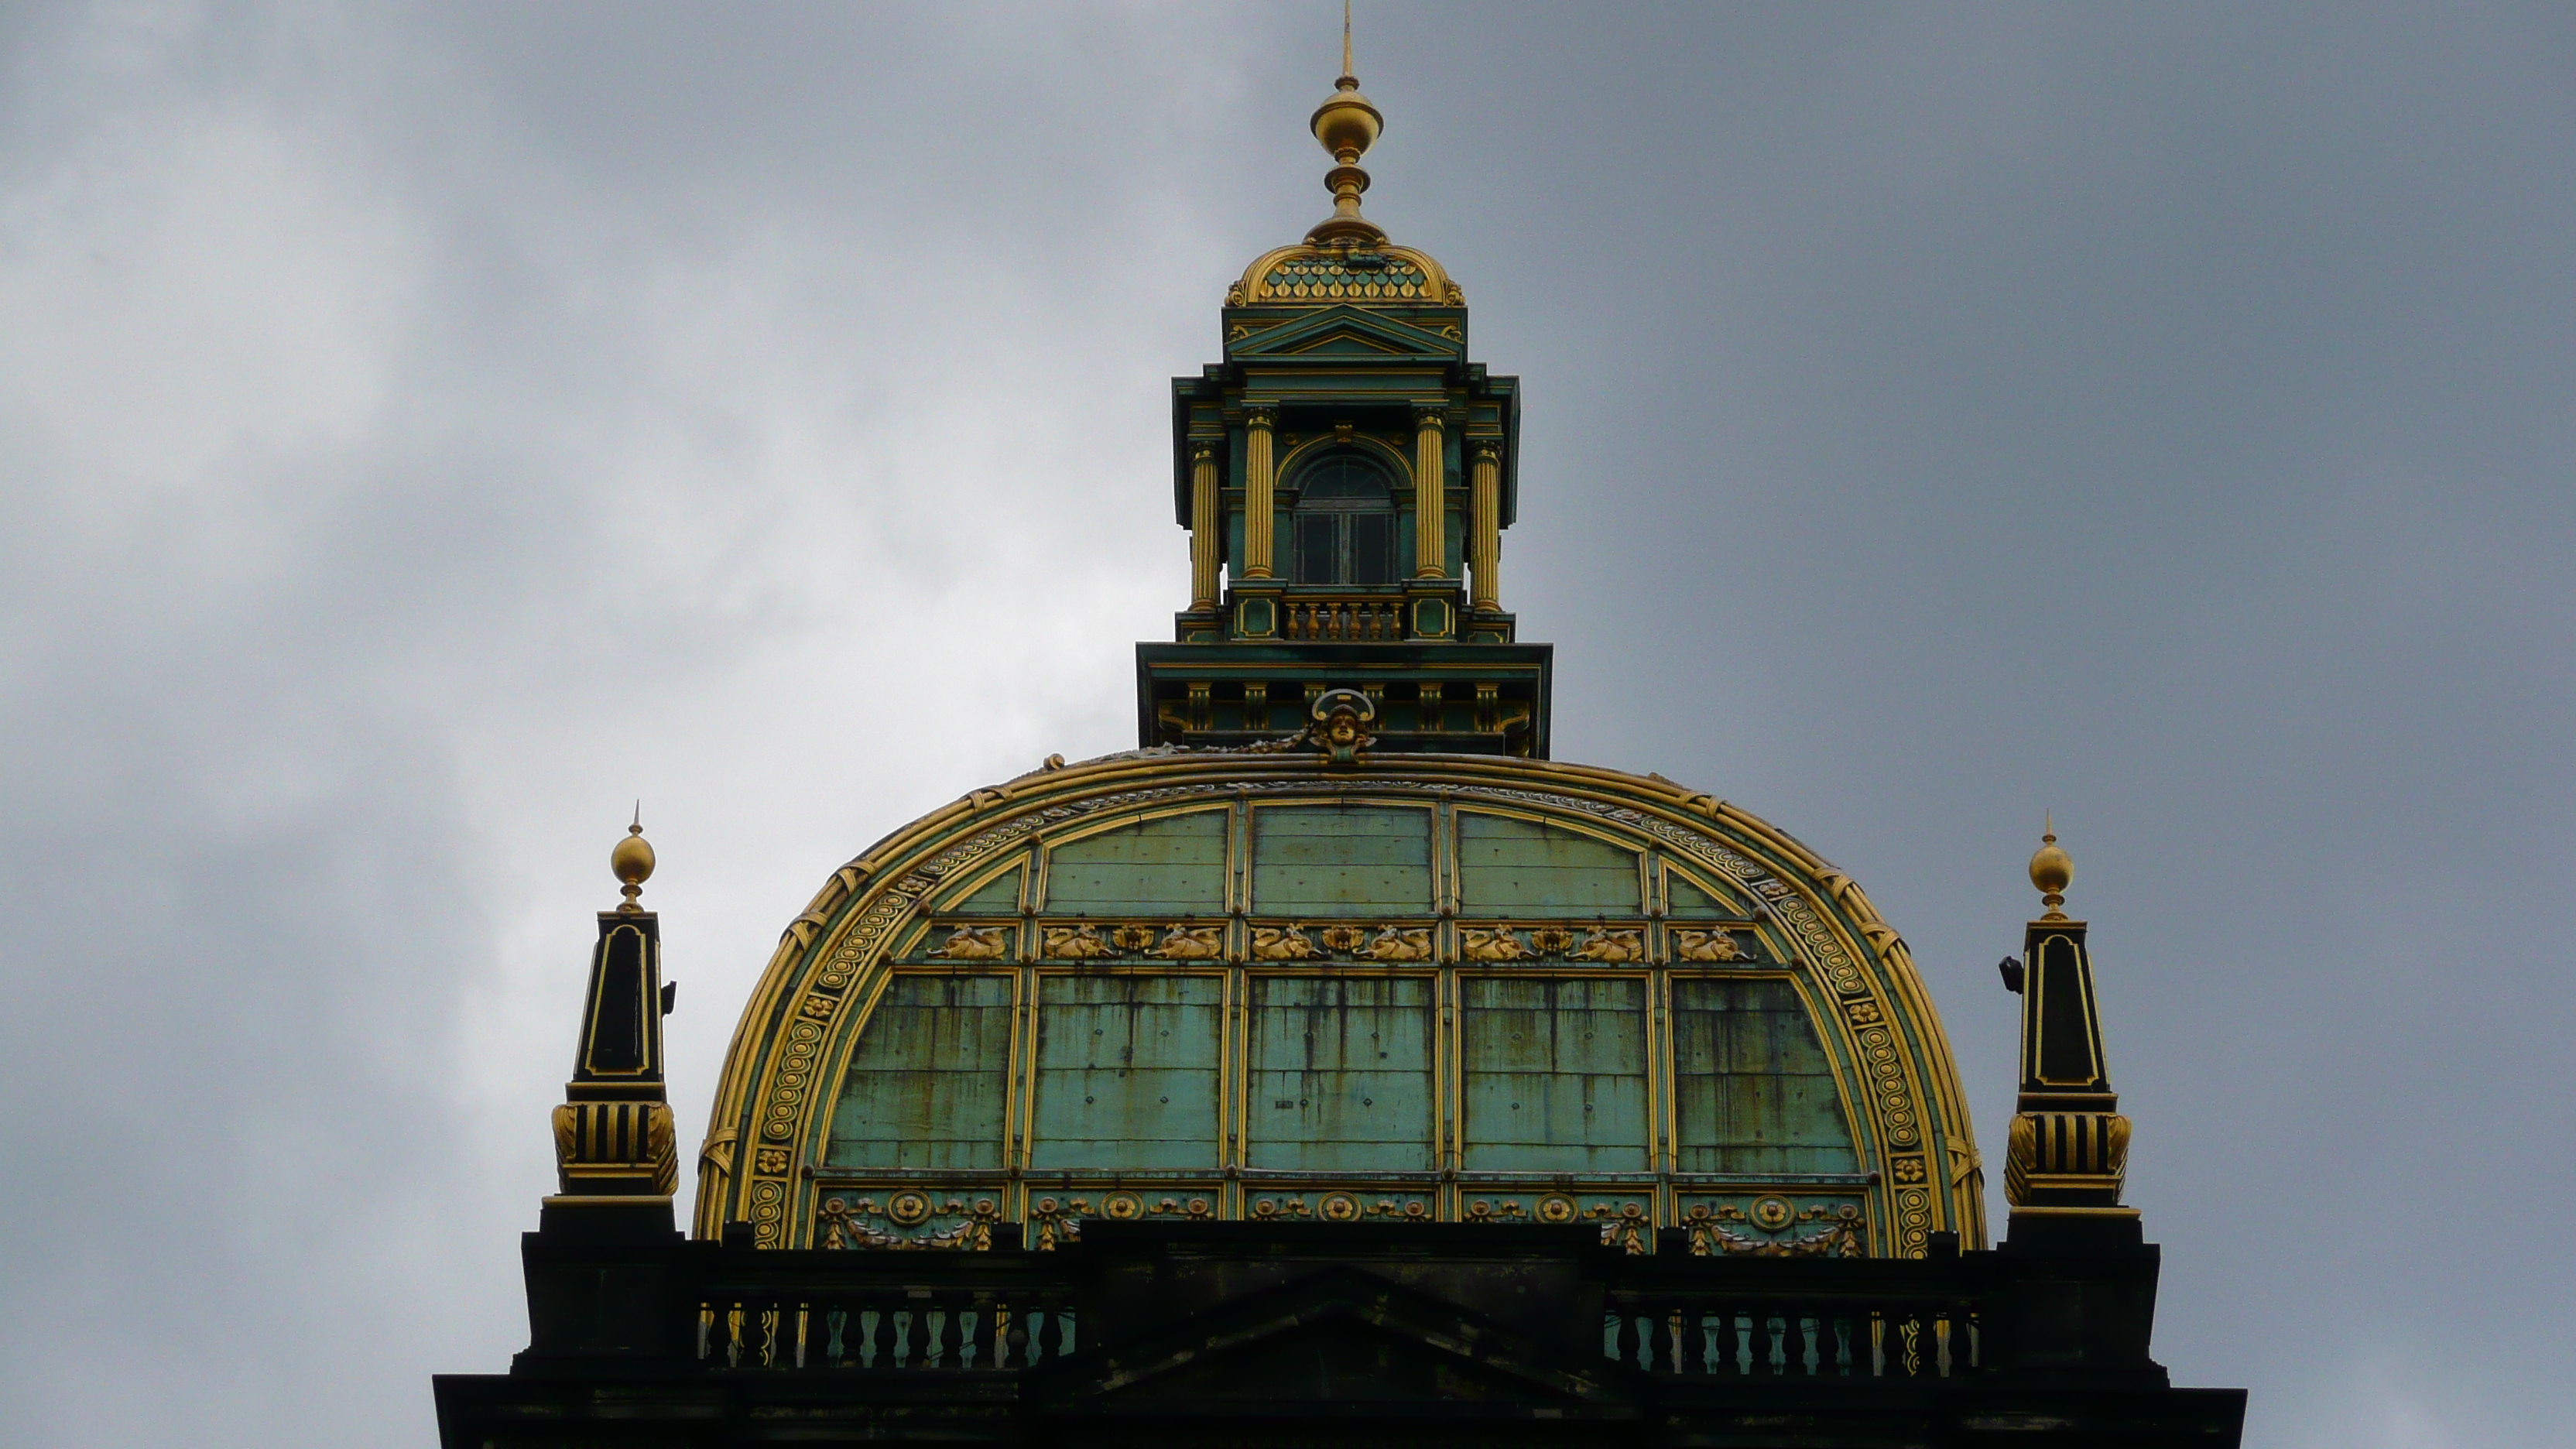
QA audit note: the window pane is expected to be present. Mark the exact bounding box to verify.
[1348,512,1393,584]
[826,975,1013,1169]
[1303,455,1389,501]
[1460,977,1650,1173]
[1294,513,1339,584]
[1031,975,1223,1169]
[1672,978,1860,1174]
[1245,976,1434,1171]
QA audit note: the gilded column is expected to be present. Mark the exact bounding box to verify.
[1413,406,1446,578]
[1243,409,1276,579]
[1188,444,1221,608]
[1469,440,1502,609]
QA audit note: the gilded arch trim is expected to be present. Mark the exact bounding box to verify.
[695,755,1983,1259]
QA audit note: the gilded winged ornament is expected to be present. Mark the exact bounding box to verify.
[1365,925,1434,961]
[1570,927,1645,962]
[1149,924,1227,960]
[1671,928,1742,962]
[937,923,1012,960]
[1040,923,1115,960]
[1251,923,1320,960]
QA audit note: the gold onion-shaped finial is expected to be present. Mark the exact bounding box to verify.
[1306,1,1388,247]
[611,803,656,913]
[2029,813,2072,920]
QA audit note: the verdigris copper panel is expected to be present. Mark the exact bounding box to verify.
[1244,975,1434,1171]
[1667,875,1742,919]
[940,864,1023,916]
[1249,803,1432,916]
[1030,975,1222,1169]
[1458,812,1641,916]
[824,975,1012,1170]
[1459,976,1649,1172]
[1043,810,1227,916]
[1672,978,1859,1174]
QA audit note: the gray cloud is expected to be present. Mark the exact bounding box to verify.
[0,4,2566,1445]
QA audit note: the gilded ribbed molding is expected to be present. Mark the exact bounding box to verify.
[1470,441,1502,608]
[1412,406,1447,578]
[1243,410,1276,579]
[1188,444,1221,607]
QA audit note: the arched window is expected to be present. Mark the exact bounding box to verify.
[1290,451,1397,586]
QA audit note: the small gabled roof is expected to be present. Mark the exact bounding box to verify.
[1227,303,1463,368]
[1027,1263,1646,1425]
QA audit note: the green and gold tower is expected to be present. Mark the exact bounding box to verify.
[1141,49,1549,755]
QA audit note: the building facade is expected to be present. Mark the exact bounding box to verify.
[435,48,2245,1449]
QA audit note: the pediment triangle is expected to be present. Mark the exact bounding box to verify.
[1029,1266,1639,1416]
[1228,304,1459,361]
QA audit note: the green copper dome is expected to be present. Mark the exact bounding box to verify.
[694,748,1982,1259]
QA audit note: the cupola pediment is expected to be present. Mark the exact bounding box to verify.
[1227,303,1462,365]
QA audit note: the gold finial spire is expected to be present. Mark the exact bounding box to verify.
[2029,813,2071,919]
[1306,2,1387,247]
[611,804,656,913]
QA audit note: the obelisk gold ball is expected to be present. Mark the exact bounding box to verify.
[1311,87,1382,163]
[611,829,656,888]
[2029,838,2071,898]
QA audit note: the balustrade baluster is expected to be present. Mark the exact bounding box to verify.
[1869,1312,1886,1377]
[793,1304,809,1369]
[1833,1316,1854,1375]
[1055,1307,1077,1358]
[1601,1312,1622,1363]
[892,1310,914,1368]
[823,1306,847,1368]
[958,1310,982,1369]
[1936,1314,1953,1378]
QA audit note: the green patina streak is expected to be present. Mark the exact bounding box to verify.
[943,864,1024,915]
[1458,812,1641,916]
[1245,976,1434,1171]
[825,975,1013,1170]
[1666,875,1738,919]
[1044,810,1228,916]
[1460,977,1649,1172]
[1251,803,1432,916]
[1031,975,1224,1169]
[1671,978,1860,1174]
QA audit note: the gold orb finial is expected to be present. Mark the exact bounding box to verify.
[611,803,656,913]
[2029,812,2071,919]
[1305,2,1388,247]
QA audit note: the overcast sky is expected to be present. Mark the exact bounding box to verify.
[2,4,2570,1445]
